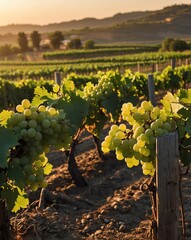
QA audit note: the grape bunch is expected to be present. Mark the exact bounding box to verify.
[101,101,176,176]
[7,99,72,191]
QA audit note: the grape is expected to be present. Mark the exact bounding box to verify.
[21,99,31,109]
[112,138,122,148]
[27,128,36,138]
[119,124,126,131]
[42,119,50,128]
[24,109,32,117]
[38,105,46,112]
[28,119,37,128]
[16,104,24,113]
[115,131,126,140]
[141,101,152,111]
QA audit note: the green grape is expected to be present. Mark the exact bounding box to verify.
[116,153,124,160]
[38,105,46,112]
[39,180,48,188]
[16,104,24,113]
[19,120,28,129]
[30,182,39,191]
[36,174,44,183]
[34,160,43,168]
[133,126,144,139]
[35,132,42,141]
[21,99,31,109]
[141,101,152,111]
[155,128,164,137]
[24,165,33,174]
[21,129,28,138]
[163,122,172,132]
[24,109,32,117]
[28,174,36,182]
[42,119,50,128]
[119,124,126,131]
[137,140,145,148]
[102,147,110,153]
[28,119,37,128]
[115,131,126,140]
[112,138,122,148]
[110,124,119,131]
[27,128,36,138]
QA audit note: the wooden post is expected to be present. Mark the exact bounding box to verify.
[137,62,140,72]
[54,71,61,85]
[148,74,156,106]
[171,58,176,69]
[156,132,179,240]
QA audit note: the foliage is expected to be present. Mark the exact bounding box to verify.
[17,32,28,52]
[68,38,82,50]
[160,38,190,52]
[49,31,64,49]
[84,40,95,49]
[30,31,41,50]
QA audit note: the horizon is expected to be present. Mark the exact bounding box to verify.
[0,0,191,26]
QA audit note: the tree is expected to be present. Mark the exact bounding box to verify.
[68,38,82,49]
[160,38,190,52]
[84,40,95,49]
[49,31,64,49]
[160,38,174,52]
[18,32,28,52]
[170,39,189,52]
[30,31,41,50]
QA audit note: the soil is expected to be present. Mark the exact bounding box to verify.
[10,125,191,240]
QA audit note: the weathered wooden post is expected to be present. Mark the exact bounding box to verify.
[137,62,140,72]
[54,71,61,85]
[148,74,156,106]
[171,58,176,69]
[156,132,179,240]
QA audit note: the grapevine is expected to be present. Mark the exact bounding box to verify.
[102,89,191,176]
[0,98,72,212]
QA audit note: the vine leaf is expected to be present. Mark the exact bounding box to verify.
[178,89,191,104]
[1,186,29,212]
[0,110,12,126]
[0,127,18,168]
[161,92,183,114]
[12,194,29,213]
[54,95,89,134]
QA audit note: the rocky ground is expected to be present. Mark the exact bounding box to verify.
[10,127,191,240]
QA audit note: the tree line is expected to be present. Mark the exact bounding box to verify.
[0,30,95,58]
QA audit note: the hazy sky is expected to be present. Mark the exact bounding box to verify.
[0,0,191,26]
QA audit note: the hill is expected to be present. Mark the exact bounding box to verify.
[0,4,191,43]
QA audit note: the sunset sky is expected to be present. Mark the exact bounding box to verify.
[0,0,191,26]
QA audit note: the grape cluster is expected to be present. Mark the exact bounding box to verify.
[83,75,114,103]
[101,101,176,176]
[7,99,72,191]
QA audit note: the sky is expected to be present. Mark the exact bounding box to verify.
[0,0,191,26]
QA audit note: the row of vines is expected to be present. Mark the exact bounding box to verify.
[0,51,191,79]
[1,64,191,238]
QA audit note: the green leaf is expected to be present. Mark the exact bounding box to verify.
[180,148,191,166]
[44,163,53,175]
[8,164,26,189]
[178,89,191,104]
[1,186,18,211]
[0,127,18,168]
[0,110,13,127]
[12,194,29,213]
[54,95,89,130]
[161,92,183,114]
[101,92,121,120]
